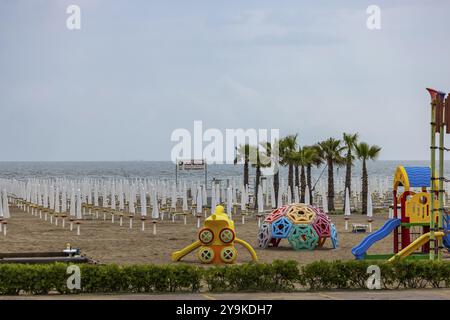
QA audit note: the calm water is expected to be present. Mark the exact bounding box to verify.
[0,160,442,182]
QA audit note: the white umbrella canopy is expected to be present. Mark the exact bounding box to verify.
[344,188,351,216]
[257,186,264,213]
[322,191,328,213]
[118,184,125,211]
[140,185,147,217]
[129,184,136,214]
[305,186,311,205]
[196,186,203,214]
[171,184,177,209]
[226,187,232,217]
[76,189,83,220]
[287,186,292,204]
[94,183,99,207]
[70,188,76,218]
[211,185,217,214]
[61,187,67,213]
[102,184,108,208]
[49,185,55,211]
[232,183,237,204]
[270,183,276,209]
[43,184,48,208]
[367,191,373,232]
[110,183,116,210]
[202,185,207,209]
[241,184,247,212]
[367,192,373,219]
[216,184,221,204]
[151,188,159,219]
[294,186,299,203]
[0,191,3,218]
[54,187,60,213]
[1,189,8,219]
[182,184,188,212]
[277,187,283,208]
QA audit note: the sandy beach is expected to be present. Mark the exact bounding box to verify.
[0,206,402,265]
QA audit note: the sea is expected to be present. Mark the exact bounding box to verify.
[0,160,441,183]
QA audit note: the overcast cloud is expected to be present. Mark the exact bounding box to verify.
[0,0,449,161]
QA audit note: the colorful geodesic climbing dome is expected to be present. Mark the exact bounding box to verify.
[257,203,339,250]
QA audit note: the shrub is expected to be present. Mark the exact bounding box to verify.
[0,259,450,295]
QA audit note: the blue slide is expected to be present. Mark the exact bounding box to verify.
[351,218,401,260]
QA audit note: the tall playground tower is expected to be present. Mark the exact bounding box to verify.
[352,88,450,260]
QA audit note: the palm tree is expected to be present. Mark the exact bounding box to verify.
[317,138,345,212]
[355,142,382,215]
[280,134,298,199]
[234,144,251,187]
[342,133,359,212]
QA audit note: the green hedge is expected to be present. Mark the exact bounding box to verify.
[1,260,450,295]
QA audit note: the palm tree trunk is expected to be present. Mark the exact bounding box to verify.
[274,171,279,207]
[295,165,299,187]
[327,158,335,211]
[254,165,261,210]
[288,163,294,198]
[300,165,306,202]
[307,165,312,204]
[244,160,249,187]
[362,159,368,215]
[344,151,352,213]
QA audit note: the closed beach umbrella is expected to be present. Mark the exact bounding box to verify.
[344,187,351,230]
[110,183,116,210]
[211,185,216,214]
[277,187,283,208]
[140,185,147,231]
[367,192,373,232]
[152,188,159,220]
[182,185,188,212]
[322,191,328,213]
[241,185,247,212]
[270,183,276,209]
[76,189,82,220]
[196,186,203,214]
[140,186,147,217]
[294,186,299,203]
[305,186,310,205]
[258,186,264,213]
[2,190,10,219]
[202,185,207,211]
[287,186,292,204]
[226,187,232,218]
[171,184,177,209]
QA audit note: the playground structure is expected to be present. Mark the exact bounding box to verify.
[257,203,338,250]
[352,88,450,261]
[171,205,257,264]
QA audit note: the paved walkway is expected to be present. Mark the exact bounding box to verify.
[2,289,450,300]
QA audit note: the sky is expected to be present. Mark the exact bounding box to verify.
[0,0,449,161]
